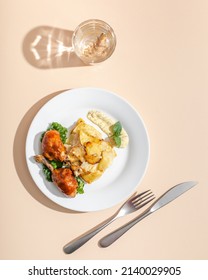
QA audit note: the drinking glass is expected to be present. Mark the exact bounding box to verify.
[72,19,116,64]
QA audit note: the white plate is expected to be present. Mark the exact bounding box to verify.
[25,88,150,212]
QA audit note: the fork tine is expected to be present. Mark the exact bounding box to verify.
[133,191,154,204]
[133,194,155,207]
[134,196,155,209]
[130,189,152,203]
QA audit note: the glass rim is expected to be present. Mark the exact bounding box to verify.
[72,19,116,43]
[73,19,116,33]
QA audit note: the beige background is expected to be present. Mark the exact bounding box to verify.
[1,0,208,260]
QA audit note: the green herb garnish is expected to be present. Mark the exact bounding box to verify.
[111,121,122,148]
[42,164,52,182]
[76,176,85,194]
[112,121,122,136]
[50,160,63,169]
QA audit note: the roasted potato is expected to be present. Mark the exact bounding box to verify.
[79,130,100,145]
[81,170,103,184]
[67,118,116,184]
[84,141,102,164]
[72,118,102,138]
[98,150,116,172]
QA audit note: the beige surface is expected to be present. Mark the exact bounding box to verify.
[1,0,208,260]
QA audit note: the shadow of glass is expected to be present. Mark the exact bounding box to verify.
[13,89,80,213]
[22,26,88,69]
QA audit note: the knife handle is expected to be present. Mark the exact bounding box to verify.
[99,211,150,247]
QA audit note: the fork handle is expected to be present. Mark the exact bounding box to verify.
[99,210,151,247]
[63,214,117,254]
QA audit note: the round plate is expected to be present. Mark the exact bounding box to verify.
[25,88,150,212]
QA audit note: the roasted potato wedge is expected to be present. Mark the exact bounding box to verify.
[69,145,85,162]
[84,154,101,164]
[84,141,102,163]
[79,130,100,145]
[81,170,103,184]
[98,150,116,172]
[73,118,102,138]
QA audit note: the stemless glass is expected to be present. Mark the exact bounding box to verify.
[72,19,116,64]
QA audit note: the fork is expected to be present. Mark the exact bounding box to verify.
[63,190,155,254]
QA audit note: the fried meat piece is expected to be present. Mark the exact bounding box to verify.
[34,155,78,197]
[42,130,66,162]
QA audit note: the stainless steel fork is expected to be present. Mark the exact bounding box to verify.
[63,190,155,254]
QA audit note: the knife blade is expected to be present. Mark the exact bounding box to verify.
[99,181,198,247]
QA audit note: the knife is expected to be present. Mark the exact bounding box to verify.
[99,181,198,247]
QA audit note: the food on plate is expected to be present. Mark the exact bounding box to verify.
[65,118,116,184]
[34,111,128,198]
[34,155,78,197]
[41,122,68,143]
[87,110,129,148]
[42,130,67,162]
